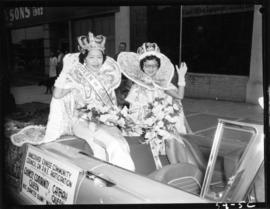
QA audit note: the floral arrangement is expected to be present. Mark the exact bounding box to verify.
[80,104,142,136]
[81,97,184,169]
[137,97,185,167]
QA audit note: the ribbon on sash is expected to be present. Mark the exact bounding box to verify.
[69,63,115,107]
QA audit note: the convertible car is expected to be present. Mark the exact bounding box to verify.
[5,119,264,204]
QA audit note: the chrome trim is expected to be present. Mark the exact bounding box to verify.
[200,119,263,201]
[221,127,264,202]
[200,120,224,198]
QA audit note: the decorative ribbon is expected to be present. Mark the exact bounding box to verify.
[69,63,114,107]
[149,141,163,170]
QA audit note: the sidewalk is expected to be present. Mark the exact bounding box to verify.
[182,98,263,138]
[10,85,264,126]
[183,97,263,124]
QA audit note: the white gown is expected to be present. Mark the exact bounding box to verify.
[43,53,119,141]
[43,53,135,171]
[126,83,187,134]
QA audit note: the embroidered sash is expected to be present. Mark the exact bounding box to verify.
[69,63,114,107]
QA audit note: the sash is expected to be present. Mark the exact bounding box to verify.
[70,63,115,107]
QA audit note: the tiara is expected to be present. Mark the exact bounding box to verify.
[137,42,161,60]
[77,32,106,53]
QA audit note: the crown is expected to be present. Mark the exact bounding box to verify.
[137,42,161,60]
[77,32,106,53]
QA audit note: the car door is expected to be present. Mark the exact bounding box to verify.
[41,140,210,204]
[199,119,264,202]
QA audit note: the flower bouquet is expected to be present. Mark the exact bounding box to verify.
[79,104,143,136]
[136,97,185,169]
[80,97,185,169]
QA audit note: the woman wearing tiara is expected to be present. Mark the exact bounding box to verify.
[117,42,189,165]
[12,32,135,171]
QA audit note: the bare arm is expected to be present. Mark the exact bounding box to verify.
[165,86,185,100]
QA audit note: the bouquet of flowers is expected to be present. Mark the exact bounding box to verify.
[80,97,185,169]
[138,96,185,168]
[79,103,142,136]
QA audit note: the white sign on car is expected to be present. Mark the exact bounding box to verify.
[21,145,81,205]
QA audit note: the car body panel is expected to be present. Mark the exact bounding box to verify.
[15,140,209,204]
[6,119,264,204]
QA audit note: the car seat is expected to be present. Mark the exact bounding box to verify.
[148,163,203,195]
[148,134,226,194]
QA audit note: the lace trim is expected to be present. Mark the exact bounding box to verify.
[11,125,46,147]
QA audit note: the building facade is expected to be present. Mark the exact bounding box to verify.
[5,7,130,78]
[130,5,262,104]
[4,5,263,103]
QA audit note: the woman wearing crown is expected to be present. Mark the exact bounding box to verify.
[117,42,189,165]
[33,32,135,171]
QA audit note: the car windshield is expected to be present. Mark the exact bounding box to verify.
[200,119,263,202]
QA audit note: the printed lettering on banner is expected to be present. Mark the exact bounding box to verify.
[21,145,81,205]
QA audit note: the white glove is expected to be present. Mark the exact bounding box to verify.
[175,62,188,87]
[258,97,264,109]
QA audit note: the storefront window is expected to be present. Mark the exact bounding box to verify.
[11,26,45,86]
[71,14,115,57]
[182,9,254,76]
[147,5,254,76]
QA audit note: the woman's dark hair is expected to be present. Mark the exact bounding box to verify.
[139,55,161,72]
[79,50,106,64]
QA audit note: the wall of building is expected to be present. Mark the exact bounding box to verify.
[11,25,44,43]
[115,6,130,51]
[127,5,256,103]
[185,73,248,102]
[10,25,46,77]
[7,7,120,79]
[7,6,263,104]
[246,5,263,104]
[181,6,261,103]
[43,24,50,75]
[130,6,148,51]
